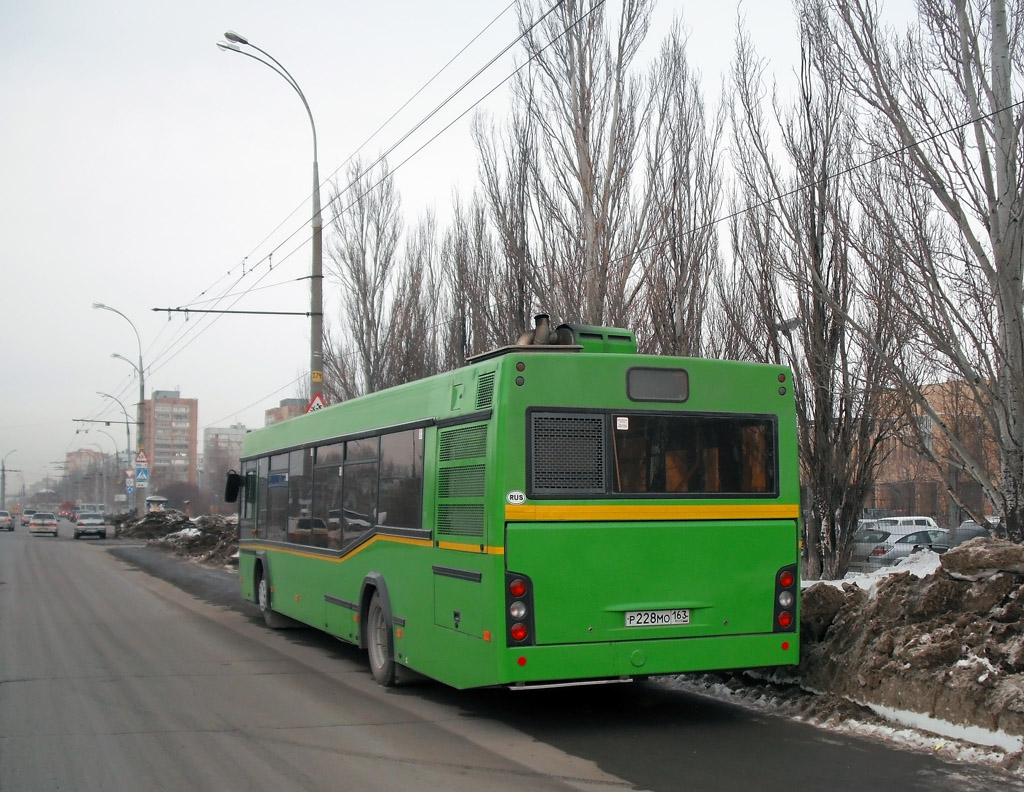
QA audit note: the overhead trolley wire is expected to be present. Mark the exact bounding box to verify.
[176,2,523,317]
[140,3,535,388]
[142,3,569,389]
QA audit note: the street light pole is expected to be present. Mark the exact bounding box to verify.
[218,31,324,403]
[93,303,146,453]
[95,429,120,510]
[1,449,16,510]
[98,391,135,514]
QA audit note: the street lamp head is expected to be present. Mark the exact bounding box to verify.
[217,41,241,53]
[224,30,249,45]
[92,302,107,310]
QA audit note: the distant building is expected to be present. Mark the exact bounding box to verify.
[142,390,199,489]
[204,423,247,461]
[203,423,247,492]
[265,398,305,426]
[868,380,997,526]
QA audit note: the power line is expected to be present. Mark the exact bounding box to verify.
[139,3,572,388]
[176,3,525,317]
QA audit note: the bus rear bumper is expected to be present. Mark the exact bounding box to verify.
[501,633,798,686]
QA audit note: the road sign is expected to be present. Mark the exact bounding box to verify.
[305,393,327,413]
[126,485,134,495]
[135,467,149,488]
[135,450,148,464]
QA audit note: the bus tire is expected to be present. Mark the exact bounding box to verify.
[256,567,291,630]
[367,591,397,687]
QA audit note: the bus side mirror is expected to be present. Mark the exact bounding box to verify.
[224,470,241,503]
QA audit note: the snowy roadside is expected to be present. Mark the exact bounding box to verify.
[663,541,1024,774]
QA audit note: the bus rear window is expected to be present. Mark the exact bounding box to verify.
[612,414,775,495]
[627,367,689,402]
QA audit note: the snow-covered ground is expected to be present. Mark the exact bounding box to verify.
[664,540,1024,774]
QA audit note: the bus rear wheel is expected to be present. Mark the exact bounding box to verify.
[367,592,397,687]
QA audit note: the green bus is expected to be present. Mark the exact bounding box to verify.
[227,319,801,689]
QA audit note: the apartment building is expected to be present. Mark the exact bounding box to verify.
[265,398,306,426]
[203,422,248,491]
[142,390,198,488]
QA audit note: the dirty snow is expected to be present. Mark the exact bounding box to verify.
[669,537,1024,774]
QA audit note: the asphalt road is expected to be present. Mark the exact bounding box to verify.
[1,522,1021,791]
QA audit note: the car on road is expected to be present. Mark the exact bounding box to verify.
[28,511,59,537]
[21,508,37,526]
[74,512,108,540]
[0,510,13,531]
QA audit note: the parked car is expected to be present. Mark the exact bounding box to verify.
[74,512,108,540]
[952,520,994,544]
[849,525,893,572]
[876,528,950,565]
[0,510,13,531]
[28,511,58,537]
[21,508,37,526]
[848,522,940,572]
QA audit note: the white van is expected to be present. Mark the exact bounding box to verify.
[875,516,939,532]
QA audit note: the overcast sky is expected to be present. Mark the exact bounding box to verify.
[0,0,915,492]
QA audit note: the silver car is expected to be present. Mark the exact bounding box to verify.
[849,525,890,572]
[29,511,59,537]
[74,512,108,540]
[848,525,944,572]
[874,528,950,566]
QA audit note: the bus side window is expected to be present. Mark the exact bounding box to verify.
[256,457,269,537]
[313,454,345,550]
[286,449,314,545]
[240,462,257,538]
[344,437,378,539]
[266,454,289,542]
[378,429,424,530]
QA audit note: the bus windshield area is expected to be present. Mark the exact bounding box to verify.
[612,413,775,495]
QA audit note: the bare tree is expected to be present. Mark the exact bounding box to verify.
[640,19,726,357]
[324,158,402,398]
[473,110,536,341]
[729,11,905,578]
[816,0,1024,540]
[379,213,443,387]
[475,0,656,326]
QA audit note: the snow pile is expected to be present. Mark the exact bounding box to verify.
[674,537,1024,772]
[799,537,1024,744]
[116,510,239,567]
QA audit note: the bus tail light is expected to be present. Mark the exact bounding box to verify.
[773,564,798,633]
[505,572,536,646]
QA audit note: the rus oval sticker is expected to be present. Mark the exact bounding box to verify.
[506,490,526,505]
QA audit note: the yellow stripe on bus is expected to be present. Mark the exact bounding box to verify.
[504,503,800,521]
[437,540,505,555]
[246,534,432,562]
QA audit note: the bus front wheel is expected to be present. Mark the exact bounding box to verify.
[367,592,397,687]
[256,568,291,629]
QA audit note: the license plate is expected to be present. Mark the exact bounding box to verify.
[624,609,690,627]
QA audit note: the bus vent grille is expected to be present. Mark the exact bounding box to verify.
[439,465,486,498]
[437,504,485,538]
[475,371,495,410]
[531,413,606,493]
[439,424,488,461]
